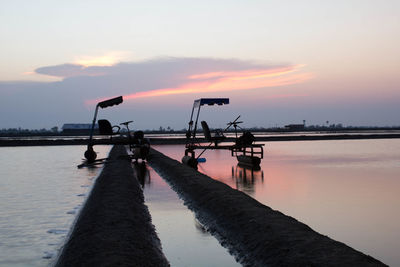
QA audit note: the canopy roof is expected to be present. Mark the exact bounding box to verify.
[98,96,123,109]
[193,98,229,108]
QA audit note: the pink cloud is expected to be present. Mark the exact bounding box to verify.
[124,66,312,100]
[88,64,313,105]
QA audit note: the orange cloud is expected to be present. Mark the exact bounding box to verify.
[188,65,301,80]
[87,64,313,105]
[123,65,312,100]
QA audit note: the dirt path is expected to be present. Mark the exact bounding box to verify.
[148,148,386,267]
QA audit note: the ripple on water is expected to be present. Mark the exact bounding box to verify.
[0,145,110,267]
[47,229,68,235]
[42,251,54,259]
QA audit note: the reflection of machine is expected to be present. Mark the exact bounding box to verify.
[133,161,150,188]
[232,164,264,194]
[81,96,150,167]
[182,98,264,169]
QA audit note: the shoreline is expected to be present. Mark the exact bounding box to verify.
[0,133,400,147]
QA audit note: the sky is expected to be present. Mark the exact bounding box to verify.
[1,0,399,130]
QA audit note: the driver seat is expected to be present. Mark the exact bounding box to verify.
[98,119,120,136]
[201,121,226,145]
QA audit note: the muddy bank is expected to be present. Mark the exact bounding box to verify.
[1,133,400,146]
[55,145,169,267]
[148,148,386,266]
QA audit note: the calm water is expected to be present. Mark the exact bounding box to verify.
[1,139,399,266]
[139,164,240,266]
[0,145,240,266]
[0,145,110,266]
[154,139,400,266]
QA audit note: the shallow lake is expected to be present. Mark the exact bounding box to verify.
[154,139,400,266]
[0,144,240,266]
[0,139,399,266]
[0,145,110,266]
[140,163,240,266]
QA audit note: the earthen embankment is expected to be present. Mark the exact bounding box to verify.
[55,145,169,267]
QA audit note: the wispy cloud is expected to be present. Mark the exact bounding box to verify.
[77,58,313,104]
[35,64,105,78]
[101,66,313,104]
[32,57,314,106]
[119,65,312,101]
[2,57,398,129]
[34,51,133,78]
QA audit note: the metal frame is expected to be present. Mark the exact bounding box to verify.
[88,96,123,147]
[183,98,264,167]
[186,98,229,142]
[82,95,150,165]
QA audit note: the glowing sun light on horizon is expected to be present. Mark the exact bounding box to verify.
[74,51,131,67]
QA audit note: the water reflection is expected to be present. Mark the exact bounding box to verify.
[143,166,241,266]
[0,145,110,266]
[132,161,150,188]
[231,164,264,194]
[154,140,400,266]
[85,165,101,175]
[134,161,211,238]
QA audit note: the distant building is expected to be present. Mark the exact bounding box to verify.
[284,124,305,131]
[62,123,98,135]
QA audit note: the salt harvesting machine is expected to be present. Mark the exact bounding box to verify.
[182,98,264,169]
[80,96,263,169]
[81,96,150,167]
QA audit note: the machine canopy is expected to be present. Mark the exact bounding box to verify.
[98,96,123,109]
[193,98,229,108]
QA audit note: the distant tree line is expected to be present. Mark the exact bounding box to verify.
[246,125,400,132]
[1,124,399,137]
[0,127,59,137]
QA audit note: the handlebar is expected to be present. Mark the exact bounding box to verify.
[120,120,133,126]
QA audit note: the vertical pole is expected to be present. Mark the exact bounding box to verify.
[188,104,195,133]
[88,104,99,147]
[193,105,201,140]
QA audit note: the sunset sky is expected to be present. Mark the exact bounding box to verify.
[1,1,399,129]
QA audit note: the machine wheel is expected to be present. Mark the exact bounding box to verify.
[84,146,97,162]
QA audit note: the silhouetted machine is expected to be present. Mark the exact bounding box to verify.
[183,98,264,169]
[82,96,150,166]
